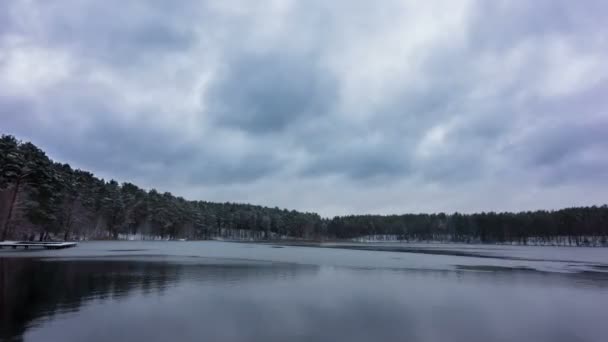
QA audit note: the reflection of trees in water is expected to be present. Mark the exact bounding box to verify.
[0,259,180,341]
[0,258,318,341]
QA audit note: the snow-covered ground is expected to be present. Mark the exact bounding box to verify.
[351,234,608,246]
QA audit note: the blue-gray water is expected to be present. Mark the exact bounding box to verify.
[1,241,608,342]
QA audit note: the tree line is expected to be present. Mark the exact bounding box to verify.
[1,134,607,245]
[329,209,608,245]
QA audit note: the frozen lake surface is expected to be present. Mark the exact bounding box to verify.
[1,241,607,341]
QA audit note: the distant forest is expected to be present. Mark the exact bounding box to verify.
[1,135,607,245]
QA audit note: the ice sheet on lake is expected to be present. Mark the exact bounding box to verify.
[1,241,607,275]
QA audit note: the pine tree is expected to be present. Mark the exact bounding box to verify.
[0,135,25,240]
[99,180,125,239]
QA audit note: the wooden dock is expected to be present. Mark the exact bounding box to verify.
[0,241,78,250]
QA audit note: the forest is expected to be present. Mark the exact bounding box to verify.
[1,134,607,245]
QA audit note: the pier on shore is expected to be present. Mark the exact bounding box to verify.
[0,241,78,250]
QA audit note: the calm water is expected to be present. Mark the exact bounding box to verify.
[1,241,608,342]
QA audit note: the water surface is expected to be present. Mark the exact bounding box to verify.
[1,241,607,342]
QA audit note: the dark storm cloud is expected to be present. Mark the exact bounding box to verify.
[1,0,607,215]
[301,141,410,180]
[207,52,337,134]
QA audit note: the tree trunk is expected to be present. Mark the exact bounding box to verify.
[62,202,75,241]
[1,180,21,241]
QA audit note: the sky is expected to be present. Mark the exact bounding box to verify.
[1,0,607,217]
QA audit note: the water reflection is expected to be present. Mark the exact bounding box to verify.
[1,257,607,342]
[0,259,170,340]
[0,258,317,341]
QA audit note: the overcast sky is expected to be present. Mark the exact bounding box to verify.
[1,0,607,217]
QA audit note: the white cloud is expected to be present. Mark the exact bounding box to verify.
[0,38,73,96]
[538,38,608,97]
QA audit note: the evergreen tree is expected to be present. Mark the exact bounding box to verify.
[1,134,607,244]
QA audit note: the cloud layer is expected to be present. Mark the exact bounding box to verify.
[1,0,607,216]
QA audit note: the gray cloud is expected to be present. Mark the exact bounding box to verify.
[7,1,198,66]
[470,0,608,50]
[1,0,607,216]
[207,52,336,134]
[301,140,410,181]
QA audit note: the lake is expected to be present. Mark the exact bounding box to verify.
[1,241,607,342]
